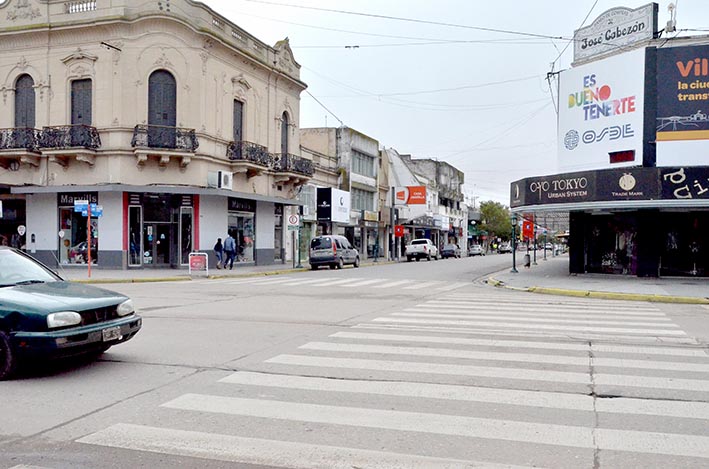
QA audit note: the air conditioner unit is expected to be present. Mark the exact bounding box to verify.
[218,170,233,190]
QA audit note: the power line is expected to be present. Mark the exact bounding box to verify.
[242,0,568,41]
[304,90,344,126]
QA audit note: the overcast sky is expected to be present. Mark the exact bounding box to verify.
[200,0,707,206]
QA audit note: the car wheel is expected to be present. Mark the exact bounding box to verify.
[407,256,412,262]
[427,254,431,261]
[0,330,16,381]
[336,257,344,269]
[354,256,360,268]
[310,264,318,270]
[330,263,337,269]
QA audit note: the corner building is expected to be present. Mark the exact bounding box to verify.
[0,0,311,269]
[511,3,709,278]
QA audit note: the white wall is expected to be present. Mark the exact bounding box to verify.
[255,201,275,249]
[26,193,57,252]
[199,195,227,252]
[97,192,123,251]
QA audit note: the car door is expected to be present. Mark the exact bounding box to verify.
[342,238,355,264]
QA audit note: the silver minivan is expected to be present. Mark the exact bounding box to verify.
[309,235,360,270]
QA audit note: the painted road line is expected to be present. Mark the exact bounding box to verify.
[440,296,662,311]
[402,281,445,290]
[77,423,513,469]
[275,278,337,286]
[434,282,470,291]
[304,278,366,287]
[371,280,415,289]
[398,311,677,326]
[160,394,709,458]
[331,331,706,357]
[595,374,709,393]
[351,324,699,344]
[266,354,590,384]
[420,302,666,316]
[340,279,387,288]
[219,371,592,410]
[371,317,688,336]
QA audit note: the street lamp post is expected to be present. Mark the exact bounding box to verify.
[510,213,518,273]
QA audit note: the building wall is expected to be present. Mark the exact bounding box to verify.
[255,201,276,264]
[26,193,57,265]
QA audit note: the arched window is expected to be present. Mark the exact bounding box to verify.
[15,74,35,128]
[148,70,176,127]
[280,111,289,155]
[148,70,177,148]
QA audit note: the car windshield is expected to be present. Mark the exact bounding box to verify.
[310,238,332,250]
[0,249,61,287]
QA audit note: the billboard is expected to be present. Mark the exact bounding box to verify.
[316,188,351,224]
[394,186,427,205]
[558,48,646,172]
[655,44,709,167]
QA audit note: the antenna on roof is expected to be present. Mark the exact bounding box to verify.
[666,2,677,33]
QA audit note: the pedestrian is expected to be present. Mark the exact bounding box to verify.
[213,237,224,269]
[223,232,236,269]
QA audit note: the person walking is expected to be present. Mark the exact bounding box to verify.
[213,237,224,269]
[223,232,236,270]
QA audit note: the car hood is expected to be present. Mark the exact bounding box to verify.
[0,281,128,315]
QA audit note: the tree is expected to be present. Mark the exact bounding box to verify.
[479,201,511,241]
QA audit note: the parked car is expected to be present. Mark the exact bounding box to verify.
[440,243,461,259]
[497,243,512,254]
[309,235,360,270]
[0,246,141,380]
[405,238,439,261]
[468,244,485,256]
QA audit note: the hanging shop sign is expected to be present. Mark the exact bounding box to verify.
[394,186,427,205]
[573,3,657,63]
[316,188,351,223]
[228,197,256,212]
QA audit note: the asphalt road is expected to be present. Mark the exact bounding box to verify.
[1,255,708,468]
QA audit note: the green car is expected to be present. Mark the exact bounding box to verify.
[0,247,141,380]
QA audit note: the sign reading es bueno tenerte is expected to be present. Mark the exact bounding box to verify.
[573,3,657,63]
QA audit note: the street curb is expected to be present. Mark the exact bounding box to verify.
[72,276,192,284]
[486,277,709,305]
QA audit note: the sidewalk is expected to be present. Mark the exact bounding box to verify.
[488,254,709,305]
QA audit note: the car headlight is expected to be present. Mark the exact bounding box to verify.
[116,299,135,317]
[47,311,82,328]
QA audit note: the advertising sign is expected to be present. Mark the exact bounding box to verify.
[394,225,404,238]
[316,188,351,223]
[657,44,709,143]
[558,48,645,172]
[394,186,427,205]
[573,3,657,63]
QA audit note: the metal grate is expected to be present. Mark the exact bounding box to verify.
[79,306,119,326]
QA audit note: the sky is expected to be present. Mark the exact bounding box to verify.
[199,0,708,206]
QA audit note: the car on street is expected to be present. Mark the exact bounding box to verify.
[405,238,439,261]
[309,235,360,270]
[497,243,512,253]
[0,246,141,380]
[468,244,485,256]
[440,243,461,259]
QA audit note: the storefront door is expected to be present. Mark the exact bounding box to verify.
[143,223,172,266]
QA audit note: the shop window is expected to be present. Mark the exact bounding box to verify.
[228,212,255,263]
[274,204,283,261]
[128,206,142,266]
[180,207,193,265]
[59,207,98,265]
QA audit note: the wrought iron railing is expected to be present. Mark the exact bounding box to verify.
[0,128,40,152]
[131,124,199,151]
[226,140,272,167]
[39,125,101,150]
[272,153,314,177]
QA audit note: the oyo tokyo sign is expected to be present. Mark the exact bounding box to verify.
[530,177,589,198]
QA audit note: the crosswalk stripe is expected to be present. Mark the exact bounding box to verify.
[266,354,589,383]
[160,394,709,458]
[218,371,592,410]
[305,278,366,286]
[331,331,708,357]
[434,282,470,291]
[352,323,699,344]
[276,278,335,286]
[421,302,666,316]
[402,281,444,289]
[341,279,385,288]
[299,341,707,372]
[77,423,513,469]
[397,311,678,327]
[441,296,661,310]
[404,307,673,322]
[220,371,709,420]
[372,317,687,336]
[371,280,415,289]
[595,374,709,392]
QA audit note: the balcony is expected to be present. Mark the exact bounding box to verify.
[226,140,272,177]
[131,124,198,167]
[40,125,101,166]
[272,153,314,183]
[0,128,41,169]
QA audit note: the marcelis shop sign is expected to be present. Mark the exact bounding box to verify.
[573,3,657,62]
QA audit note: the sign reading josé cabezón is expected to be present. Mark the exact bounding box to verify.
[573,3,657,63]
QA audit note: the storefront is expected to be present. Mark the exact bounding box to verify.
[0,192,26,249]
[58,192,99,265]
[511,166,709,277]
[227,197,256,263]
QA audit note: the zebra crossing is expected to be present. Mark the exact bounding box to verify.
[207,274,471,292]
[78,291,709,468]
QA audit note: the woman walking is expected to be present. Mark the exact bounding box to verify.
[214,237,224,269]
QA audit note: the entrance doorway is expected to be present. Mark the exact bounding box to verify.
[142,223,173,266]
